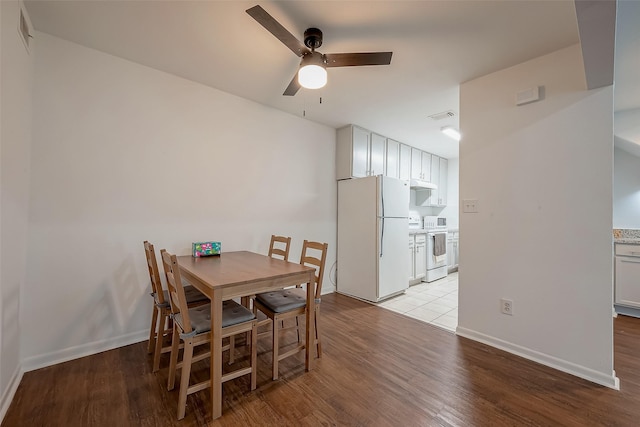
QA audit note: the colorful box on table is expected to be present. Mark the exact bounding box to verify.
[192,241,221,257]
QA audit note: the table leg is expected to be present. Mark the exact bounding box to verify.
[305,272,315,371]
[211,290,223,419]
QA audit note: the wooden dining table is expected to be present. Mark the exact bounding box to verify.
[176,251,317,419]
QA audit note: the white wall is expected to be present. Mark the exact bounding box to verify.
[613,147,640,228]
[0,0,33,417]
[22,32,336,370]
[458,44,617,388]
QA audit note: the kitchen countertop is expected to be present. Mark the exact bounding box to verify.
[409,229,456,235]
[613,229,640,244]
[409,229,429,235]
[616,238,640,244]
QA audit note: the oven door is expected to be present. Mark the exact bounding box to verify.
[426,231,448,269]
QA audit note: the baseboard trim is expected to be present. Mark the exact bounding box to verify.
[456,326,620,390]
[21,330,148,373]
[0,364,24,423]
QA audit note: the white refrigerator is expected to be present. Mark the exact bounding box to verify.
[337,175,410,302]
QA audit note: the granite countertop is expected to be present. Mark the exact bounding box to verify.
[613,229,640,244]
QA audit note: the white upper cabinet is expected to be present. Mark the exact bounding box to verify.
[336,124,447,199]
[370,133,386,176]
[351,126,370,178]
[438,157,448,206]
[337,125,369,179]
[385,139,400,179]
[421,152,432,182]
[336,125,388,179]
[416,155,449,207]
[411,148,431,181]
[410,148,422,180]
[399,144,411,181]
[430,155,440,205]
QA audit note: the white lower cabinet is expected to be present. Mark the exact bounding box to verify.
[410,234,427,283]
[615,243,640,309]
[447,230,459,272]
[409,236,415,282]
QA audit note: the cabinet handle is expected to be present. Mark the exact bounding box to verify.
[620,258,640,264]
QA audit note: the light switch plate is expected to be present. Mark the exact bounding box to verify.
[463,199,479,213]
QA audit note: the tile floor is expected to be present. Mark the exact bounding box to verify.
[378,272,458,332]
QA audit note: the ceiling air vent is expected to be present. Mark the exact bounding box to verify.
[428,110,455,121]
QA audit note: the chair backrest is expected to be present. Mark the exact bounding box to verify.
[144,241,166,304]
[299,240,329,299]
[268,235,291,261]
[160,249,193,335]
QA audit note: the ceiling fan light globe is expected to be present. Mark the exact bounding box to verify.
[298,64,327,89]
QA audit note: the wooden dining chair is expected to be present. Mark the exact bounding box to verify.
[242,234,292,312]
[253,240,328,380]
[268,235,291,261]
[161,250,258,420]
[144,241,209,372]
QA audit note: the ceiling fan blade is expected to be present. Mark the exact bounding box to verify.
[283,73,301,96]
[325,52,393,67]
[246,5,310,57]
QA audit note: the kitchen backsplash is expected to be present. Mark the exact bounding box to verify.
[613,229,640,239]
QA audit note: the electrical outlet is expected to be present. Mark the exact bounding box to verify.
[501,298,513,315]
[462,199,479,213]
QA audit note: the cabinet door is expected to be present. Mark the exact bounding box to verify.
[370,133,386,176]
[414,235,427,280]
[411,148,422,180]
[399,144,412,181]
[429,155,440,206]
[352,127,370,177]
[421,152,431,182]
[447,239,454,269]
[385,139,400,179]
[616,256,640,308]
[439,158,448,206]
[453,241,458,267]
[409,236,415,281]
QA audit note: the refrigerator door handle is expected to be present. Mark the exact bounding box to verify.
[380,217,384,258]
[379,176,384,258]
[380,176,385,218]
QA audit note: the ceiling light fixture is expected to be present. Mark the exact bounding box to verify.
[441,126,461,141]
[298,52,327,89]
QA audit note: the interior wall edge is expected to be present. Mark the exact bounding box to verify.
[0,363,24,423]
[20,329,147,374]
[456,327,620,390]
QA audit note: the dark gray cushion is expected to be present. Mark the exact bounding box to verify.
[256,288,307,313]
[183,284,209,304]
[160,283,208,307]
[174,300,256,337]
[221,300,256,327]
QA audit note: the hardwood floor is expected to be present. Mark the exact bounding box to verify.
[4,293,640,426]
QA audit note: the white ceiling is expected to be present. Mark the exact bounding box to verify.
[22,1,637,159]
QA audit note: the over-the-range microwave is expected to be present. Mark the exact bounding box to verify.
[423,216,446,229]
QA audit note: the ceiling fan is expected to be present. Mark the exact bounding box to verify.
[246,5,393,96]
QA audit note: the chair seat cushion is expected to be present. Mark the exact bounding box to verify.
[183,284,209,304]
[158,283,208,307]
[256,288,307,313]
[174,300,256,336]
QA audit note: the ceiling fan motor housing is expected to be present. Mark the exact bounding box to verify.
[304,28,323,50]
